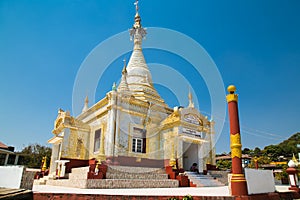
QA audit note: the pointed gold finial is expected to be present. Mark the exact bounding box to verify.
[292,153,298,165]
[188,88,194,108]
[130,0,146,48]
[41,156,47,171]
[134,0,139,13]
[112,82,117,91]
[133,0,142,29]
[122,59,127,74]
[82,95,89,113]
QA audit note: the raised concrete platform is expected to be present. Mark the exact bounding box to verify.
[32,185,300,200]
[45,165,179,189]
[46,179,179,189]
[33,184,231,196]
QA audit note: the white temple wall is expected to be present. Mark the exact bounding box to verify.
[60,128,70,158]
[87,114,107,159]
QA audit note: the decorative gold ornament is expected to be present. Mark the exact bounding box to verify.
[230,134,242,158]
[42,156,47,171]
[227,85,236,93]
[226,94,238,103]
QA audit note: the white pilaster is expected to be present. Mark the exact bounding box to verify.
[106,91,117,157]
[49,143,60,174]
[14,155,19,165]
[4,154,9,165]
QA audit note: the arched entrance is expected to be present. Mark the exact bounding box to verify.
[183,141,198,171]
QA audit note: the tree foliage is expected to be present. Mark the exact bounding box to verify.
[20,144,51,168]
[261,132,300,161]
[216,159,231,170]
[238,132,300,162]
[218,132,300,170]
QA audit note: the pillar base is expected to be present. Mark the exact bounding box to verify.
[289,186,300,192]
[231,174,248,196]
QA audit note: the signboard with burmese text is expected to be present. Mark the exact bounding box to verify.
[180,127,203,138]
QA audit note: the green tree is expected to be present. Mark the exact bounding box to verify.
[242,148,251,155]
[253,147,261,157]
[262,145,283,161]
[216,159,231,170]
[19,144,51,168]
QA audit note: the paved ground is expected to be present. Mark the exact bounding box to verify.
[32,185,291,197]
[0,188,33,199]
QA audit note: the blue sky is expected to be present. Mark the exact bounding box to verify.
[1,0,300,153]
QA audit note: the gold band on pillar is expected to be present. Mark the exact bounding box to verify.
[230,134,242,158]
[231,179,247,183]
[226,93,238,103]
[226,85,238,103]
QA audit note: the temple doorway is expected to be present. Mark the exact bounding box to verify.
[183,142,198,171]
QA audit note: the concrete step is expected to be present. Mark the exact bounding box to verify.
[33,173,56,185]
[68,166,90,180]
[69,173,87,180]
[187,176,216,180]
[106,172,168,180]
[108,166,165,174]
[33,179,46,185]
[190,179,224,187]
[87,179,179,189]
[47,179,179,189]
[46,179,87,189]
[71,166,90,174]
[43,173,56,180]
[185,172,225,187]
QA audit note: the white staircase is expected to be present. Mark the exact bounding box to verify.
[33,173,56,185]
[46,166,179,189]
[185,171,225,187]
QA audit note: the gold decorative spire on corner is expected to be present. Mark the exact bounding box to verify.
[118,59,130,92]
[82,95,89,113]
[188,89,195,108]
[112,82,117,91]
[122,59,127,75]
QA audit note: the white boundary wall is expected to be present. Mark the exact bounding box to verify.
[245,168,275,194]
[0,165,24,189]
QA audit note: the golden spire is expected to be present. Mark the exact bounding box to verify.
[118,59,129,92]
[188,88,194,108]
[82,95,89,113]
[130,0,146,48]
[112,82,117,91]
[85,95,89,104]
[122,59,127,75]
[134,0,139,13]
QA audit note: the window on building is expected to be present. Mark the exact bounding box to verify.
[132,127,146,153]
[132,138,143,153]
[94,129,101,152]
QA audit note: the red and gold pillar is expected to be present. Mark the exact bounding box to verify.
[226,85,248,196]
